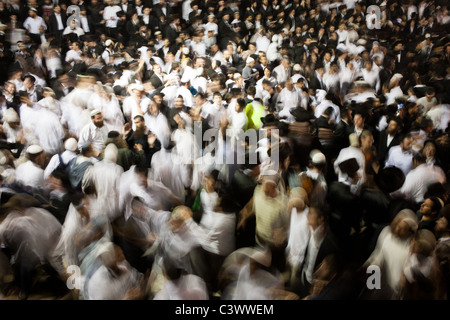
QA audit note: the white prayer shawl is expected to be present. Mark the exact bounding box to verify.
[143,112,172,149]
[60,101,91,137]
[286,206,310,268]
[83,160,124,221]
[175,86,194,108]
[54,202,90,267]
[86,261,141,300]
[229,262,283,300]
[171,128,201,165]
[161,85,179,109]
[153,274,209,300]
[364,226,411,294]
[334,146,366,184]
[122,95,151,125]
[0,207,63,274]
[386,86,404,106]
[151,149,191,204]
[34,108,66,155]
[191,151,217,191]
[19,103,40,143]
[119,166,177,221]
[14,160,45,191]
[36,96,62,117]
[200,209,236,257]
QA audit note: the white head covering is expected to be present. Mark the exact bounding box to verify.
[2,108,20,123]
[64,137,78,152]
[104,143,118,163]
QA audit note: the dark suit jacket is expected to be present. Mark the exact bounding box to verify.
[153,4,172,20]
[162,24,179,44]
[309,74,325,91]
[298,227,340,282]
[150,73,165,92]
[376,130,401,167]
[48,12,68,35]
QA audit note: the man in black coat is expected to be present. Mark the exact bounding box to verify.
[48,4,67,40]
[376,116,402,168]
[291,204,340,298]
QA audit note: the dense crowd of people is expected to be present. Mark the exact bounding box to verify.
[0,0,449,301]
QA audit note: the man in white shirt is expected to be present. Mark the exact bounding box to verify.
[277,78,302,122]
[390,152,446,205]
[386,73,404,106]
[361,60,381,93]
[122,83,151,125]
[103,0,122,38]
[23,8,47,44]
[384,133,414,177]
[78,109,109,157]
[272,58,292,85]
[65,41,83,67]
[14,145,47,193]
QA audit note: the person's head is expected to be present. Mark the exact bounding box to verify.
[263,67,272,78]
[152,93,163,105]
[422,140,437,159]
[353,111,365,129]
[133,114,146,131]
[90,109,104,128]
[235,98,246,113]
[391,209,418,240]
[174,95,184,108]
[26,145,45,168]
[169,205,193,232]
[281,58,290,69]
[419,196,442,218]
[3,81,16,95]
[435,205,450,238]
[22,74,36,90]
[360,129,374,150]
[153,63,161,74]
[261,172,280,198]
[285,78,294,91]
[28,8,37,18]
[400,133,413,152]
[308,204,327,231]
[148,101,159,116]
[387,117,402,135]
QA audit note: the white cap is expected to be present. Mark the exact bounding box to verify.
[182,47,190,55]
[26,145,43,155]
[312,152,326,165]
[233,73,242,80]
[90,109,102,117]
[2,108,19,123]
[129,83,145,91]
[246,56,254,64]
[293,64,301,71]
[105,39,114,47]
[104,143,118,163]
[64,137,78,152]
[425,33,431,39]
[272,35,279,42]
[392,73,403,81]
